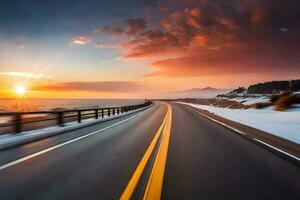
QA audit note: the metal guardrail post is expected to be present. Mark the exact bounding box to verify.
[14,113,22,133]
[0,101,153,135]
[78,111,82,123]
[95,109,98,119]
[57,112,64,126]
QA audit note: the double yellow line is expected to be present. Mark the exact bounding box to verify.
[120,103,172,200]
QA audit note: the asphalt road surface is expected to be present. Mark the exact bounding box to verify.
[0,102,299,200]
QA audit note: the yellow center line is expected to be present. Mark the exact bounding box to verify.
[119,103,171,200]
[143,104,172,200]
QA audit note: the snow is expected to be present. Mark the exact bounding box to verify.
[217,96,269,105]
[231,97,269,105]
[179,102,300,144]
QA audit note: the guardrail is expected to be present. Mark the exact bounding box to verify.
[0,101,153,134]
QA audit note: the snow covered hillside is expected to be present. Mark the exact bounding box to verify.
[217,95,270,106]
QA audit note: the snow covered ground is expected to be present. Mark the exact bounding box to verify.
[217,95,269,105]
[230,96,269,105]
[179,102,300,144]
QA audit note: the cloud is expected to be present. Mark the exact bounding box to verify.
[0,72,51,79]
[17,44,26,49]
[189,8,201,17]
[124,29,181,57]
[151,45,300,76]
[158,0,300,76]
[32,81,144,92]
[96,27,125,36]
[95,0,300,77]
[96,18,147,36]
[125,18,147,35]
[96,43,124,49]
[71,36,91,45]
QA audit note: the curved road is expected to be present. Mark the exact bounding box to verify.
[0,102,299,199]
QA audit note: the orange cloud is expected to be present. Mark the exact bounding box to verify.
[151,46,300,77]
[170,12,182,21]
[186,16,201,28]
[193,35,207,47]
[160,20,173,31]
[32,81,143,92]
[95,0,300,79]
[190,8,201,17]
[124,30,181,57]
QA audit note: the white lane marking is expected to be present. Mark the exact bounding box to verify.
[183,104,300,162]
[194,109,246,136]
[253,138,300,161]
[0,115,137,171]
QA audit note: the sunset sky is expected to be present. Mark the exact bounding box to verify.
[0,0,300,98]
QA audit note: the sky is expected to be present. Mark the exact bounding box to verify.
[0,0,299,99]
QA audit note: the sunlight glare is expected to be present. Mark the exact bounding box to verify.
[15,85,27,96]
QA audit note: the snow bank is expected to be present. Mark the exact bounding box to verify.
[217,96,269,105]
[231,97,269,105]
[180,102,300,144]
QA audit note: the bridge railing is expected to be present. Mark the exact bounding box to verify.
[0,101,153,134]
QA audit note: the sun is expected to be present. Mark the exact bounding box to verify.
[15,85,27,96]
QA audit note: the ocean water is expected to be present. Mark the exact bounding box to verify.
[0,99,146,133]
[0,99,145,125]
[0,99,145,112]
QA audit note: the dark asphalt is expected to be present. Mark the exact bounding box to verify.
[0,102,299,200]
[0,103,167,200]
[162,103,300,200]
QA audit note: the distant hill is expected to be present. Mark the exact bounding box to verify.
[160,87,230,99]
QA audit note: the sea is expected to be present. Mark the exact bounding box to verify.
[0,99,145,112]
[0,99,145,124]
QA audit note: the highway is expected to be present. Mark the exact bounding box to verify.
[0,102,299,200]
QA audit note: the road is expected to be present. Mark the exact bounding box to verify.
[0,102,299,200]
